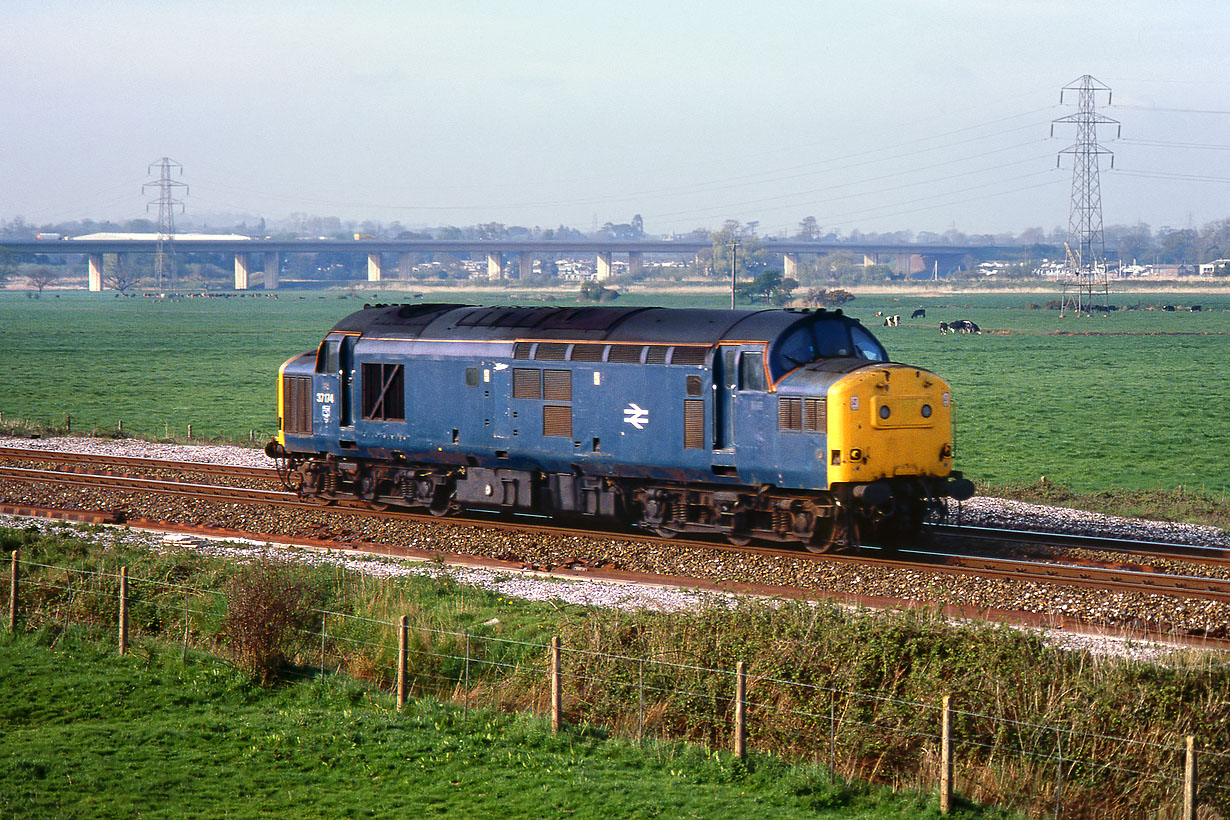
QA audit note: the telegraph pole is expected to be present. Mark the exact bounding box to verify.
[728,240,740,309]
[1052,76,1118,314]
[143,157,188,291]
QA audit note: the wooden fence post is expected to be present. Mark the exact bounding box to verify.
[463,629,470,723]
[319,614,327,682]
[550,636,561,733]
[734,660,746,758]
[1184,735,1197,820]
[117,567,129,655]
[397,616,408,711]
[940,694,953,814]
[9,550,18,631]
[637,659,645,744]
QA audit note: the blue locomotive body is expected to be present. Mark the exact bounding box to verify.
[270,303,971,548]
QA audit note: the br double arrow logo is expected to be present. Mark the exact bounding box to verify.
[623,403,648,430]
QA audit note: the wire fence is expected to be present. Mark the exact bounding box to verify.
[3,550,1225,819]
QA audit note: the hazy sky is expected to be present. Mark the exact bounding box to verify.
[4,0,1228,237]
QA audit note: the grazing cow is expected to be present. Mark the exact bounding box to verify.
[911,309,926,319]
[1163,305,1176,312]
[1192,305,1202,311]
[938,322,950,334]
[875,311,884,317]
[882,314,900,327]
[947,319,982,334]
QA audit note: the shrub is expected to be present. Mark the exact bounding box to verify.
[222,560,321,684]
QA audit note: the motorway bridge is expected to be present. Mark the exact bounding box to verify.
[1,237,992,291]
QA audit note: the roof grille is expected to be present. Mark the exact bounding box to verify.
[670,347,708,366]
[513,342,533,359]
[607,345,644,363]
[534,343,570,361]
[570,343,606,362]
[645,345,669,364]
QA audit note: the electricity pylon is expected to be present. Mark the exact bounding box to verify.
[1052,76,1119,314]
[143,158,188,291]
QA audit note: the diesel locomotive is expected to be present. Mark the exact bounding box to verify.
[265,303,974,551]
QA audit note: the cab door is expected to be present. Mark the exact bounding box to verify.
[338,335,357,443]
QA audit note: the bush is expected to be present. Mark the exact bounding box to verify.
[222,560,322,684]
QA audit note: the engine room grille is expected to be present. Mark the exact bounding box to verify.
[683,399,705,449]
[542,369,572,401]
[513,342,533,360]
[513,368,542,399]
[282,376,312,435]
[361,363,405,421]
[804,398,827,431]
[542,405,572,438]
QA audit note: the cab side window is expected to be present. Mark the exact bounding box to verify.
[738,352,766,391]
[316,340,340,373]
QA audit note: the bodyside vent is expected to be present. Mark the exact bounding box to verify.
[543,405,572,438]
[684,399,705,449]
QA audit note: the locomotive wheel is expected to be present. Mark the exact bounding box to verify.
[807,511,857,554]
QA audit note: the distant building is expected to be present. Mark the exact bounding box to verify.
[70,232,251,241]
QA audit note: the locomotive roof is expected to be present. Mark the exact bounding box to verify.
[330,303,858,347]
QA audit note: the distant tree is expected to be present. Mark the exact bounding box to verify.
[711,221,770,284]
[1158,228,1197,264]
[27,265,57,295]
[802,288,855,307]
[579,280,619,302]
[631,214,644,237]
[796,216,820,240]
[0,248,15,289]
[736,269,796,304]
[103,255,139,293]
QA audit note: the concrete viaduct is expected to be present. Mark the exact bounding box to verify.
[3,237,987,291]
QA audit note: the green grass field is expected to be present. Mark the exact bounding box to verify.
[4,633,966,819]
[1,287,1227,494]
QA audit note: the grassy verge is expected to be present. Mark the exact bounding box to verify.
[2,632,968,819]
[1,524,1228,817]
[981,479,1230,532]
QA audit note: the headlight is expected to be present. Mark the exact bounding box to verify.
[879,405,891,420]
[921,404,932,418]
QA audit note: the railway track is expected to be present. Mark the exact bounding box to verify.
[3,457,1230,612]
[928,522,1230,568]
